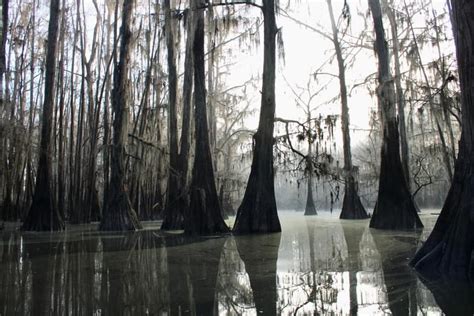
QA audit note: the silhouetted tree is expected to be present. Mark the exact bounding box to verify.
[184,0,229,235]
[411,0,474,278]
[21,0,64,231]
[99,0,141,231]
[233,0,281,233]
[368,0,423,230]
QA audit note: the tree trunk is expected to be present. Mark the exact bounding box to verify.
[325,0,368,220]
[161,0,181,230]
[161,3,194,230]
[411,0,474,278]
[0,0,8,220]
[22,0,64,231]
[57,0,67,221]
[183,2,229,235]
[304,132,317,215]
[368,0,422,230]
[99,0,141,231]
[233,0,281,234]
[383,0,411,189]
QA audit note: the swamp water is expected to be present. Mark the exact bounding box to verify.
[0,211,473,315]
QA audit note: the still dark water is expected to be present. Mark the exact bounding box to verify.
[0,211,472,315]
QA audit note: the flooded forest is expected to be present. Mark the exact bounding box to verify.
[1,0,473,314]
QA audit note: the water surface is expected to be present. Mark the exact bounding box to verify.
[1,211,472,315]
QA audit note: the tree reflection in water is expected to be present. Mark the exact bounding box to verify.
[370,229,421,315]
[0,213,456,315]
[417,274,474,315]
[235,233,281,315]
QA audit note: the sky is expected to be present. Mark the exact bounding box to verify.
[217,0,455,154]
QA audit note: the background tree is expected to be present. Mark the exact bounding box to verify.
[326,0,368,219]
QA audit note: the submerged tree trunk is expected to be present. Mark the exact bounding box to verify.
[233,0,281,234]
[99,0,141,231]
[368,0,422,230]
[326,0,368,220]
[411,0,474,278]
[22,0,64,231]
[183,2,228,235]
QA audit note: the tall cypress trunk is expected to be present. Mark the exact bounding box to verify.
[411,0,474,278]
[207,5,217,155]
[368,0,422,230]
[99,0,141,231]
[57,0,67,220]
[233,0,281,234]
[161,0,181,230]
[383,0,411,189]
[22,0,64,231]
[0,0,8,220]
[183,0,229,235]
[326,0,368,219]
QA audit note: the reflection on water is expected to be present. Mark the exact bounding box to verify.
[0,212,469,315]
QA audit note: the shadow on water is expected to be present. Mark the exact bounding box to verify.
[0,212,465,315]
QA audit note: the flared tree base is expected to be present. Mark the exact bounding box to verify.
[340,177,369,219]
[161,201,185,231]
[99,190,142,231]
[22,201,64,231]
[184,188,229,235]
[370,121,423,230]
[411,147,474,278]
[22,181,64,231]
[233,182,281,234]
[304,204,317,216]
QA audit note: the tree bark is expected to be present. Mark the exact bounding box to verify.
[368,0,422,230]
[99,0,141,231]
[233,0,281,234]
[411,0,474,278]
[183,1,229,235]
[22,0,64,231]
